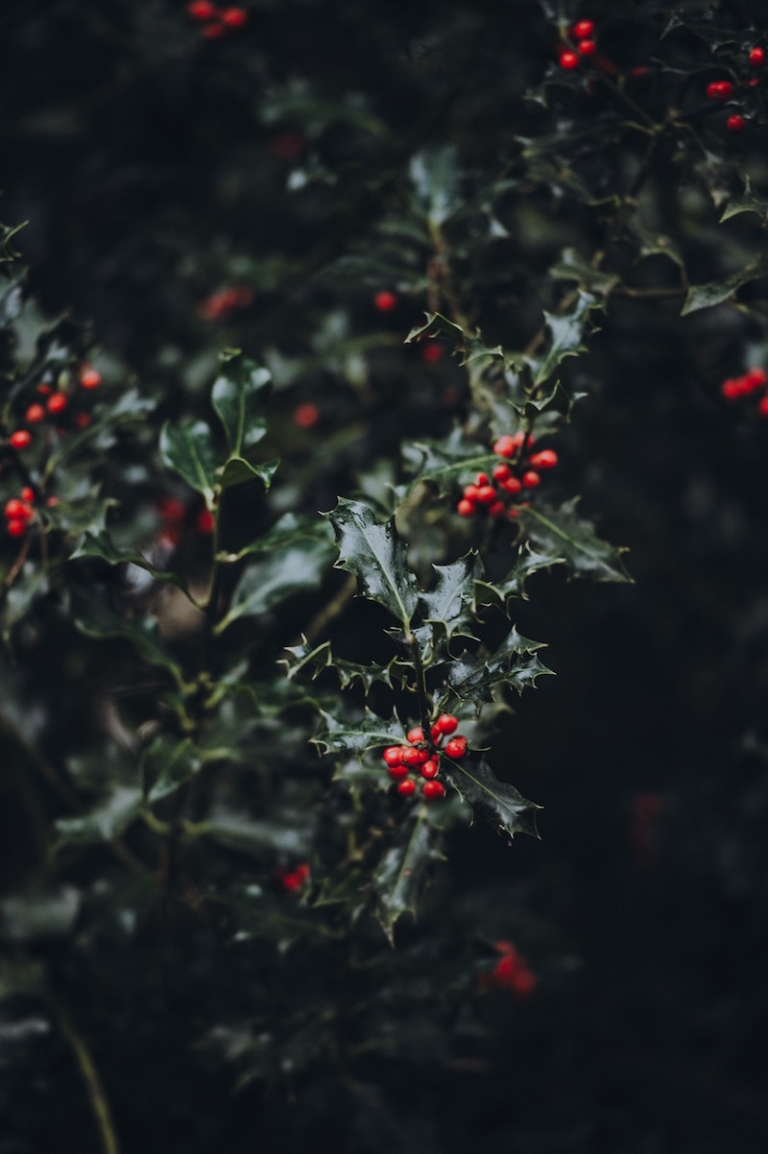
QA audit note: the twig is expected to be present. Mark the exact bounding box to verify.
[58,1007,121,1154]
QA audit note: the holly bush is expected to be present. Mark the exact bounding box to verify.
[3,2,768,1152]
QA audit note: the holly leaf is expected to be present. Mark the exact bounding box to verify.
[327,498,420,628]
[550,249,621,297]
[211,353,272,455]
[721,178,768,224]
[662,15,752,49]
[229,512,335,561]
[218,455,280,491]
[372,811,445,944]
[283,638,393,694]
[405,311,465,348]
[410,145,461,228]
[443,755,540,840]
[681,259,768,316]
[418,553,482,641]
[69,586,186,687]
[159,419,219,507]
[72,530,191,594]
[142,735,201,803]
[55,785,143,846]
[446,627,553,705]
[215,536,333,633]
[526,291,601,386]
[475,547,562,610]
[312,708,402,757]
[519,499,630,582]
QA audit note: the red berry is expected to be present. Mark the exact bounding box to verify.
[374,290,397,312]
[489,501,506,518]
[221,7,248,27]
[476,473,489,486]
[397,779,417,797]
[522,470,541,489]
[25,404,45,423]
[423,779,446,800]
[196,509,215,534]
[202,22,226,37]
[79,367,102,389]
[578,39,596,56]
[463,484,480,501]
[421,759,439,780]
[493,435,516,458]
[158,497,186,524]
[6,517,27,538]
[749,46,765,67]
[727,115,746,133]
[476,485,497,504]
[187,1,218,20]
[572,19,595,39]
[47,392,68,414]
[421,342,444,363]
[528,449,558,469]
[36,383,52,396]
[45,496,60,507]
[74,413,92,429]
[746,367,767,389]
[434,713,458,735]
[406,726,424,744]
[501,476,523,495]
[5,498,31,520]
[10,430,31,449]
[383,745,406,767]
[722,376,748,399]
[759,395,768,416]
[403,746,427,767]
[457,499,476,517]
[20,487,35,504]
[706,80,734,101]
[444,735,468,759]
[559,50,580,70]
[293,402,320,429]
[492,463,511,482]
[387,763,410,781]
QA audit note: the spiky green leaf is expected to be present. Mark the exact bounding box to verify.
[443,755,540,840]
[327,498,419,628]
[372,811,444,943]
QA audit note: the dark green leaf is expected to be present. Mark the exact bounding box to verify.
[373,811,445,944]
[159,419,219,505]
[218,454,279,491]
[327,498,420,628]
[418,553,482,641]
[220,885,331,949]
[142,735,201,803]
[284,638,393,694]
[410,145,461,228]
[48,389,155,469]
[72,530,191,594]
[475,547,562,610]
[519,499,631,582]
[0,887,81,943]
[550,249,621,297]
[721,178,768,224]
[55,785,142,846]
[681,259,768,316]
[527,291,602,386]
[443,755,540,840]
[405,311,465,347]
[446,627,553,704]
[211,353,272,455]
[312,708,402,757]
[69,586,186,686]
[229,512,334,561]
[216,536,333,633]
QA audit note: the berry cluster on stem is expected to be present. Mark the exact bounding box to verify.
[186,2,248,39]
[457,431,558,520]
[558,18,598,71]
[381,714,467,800]
[721,365,768,416]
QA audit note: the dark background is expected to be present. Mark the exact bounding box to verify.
[2,2,768,1151]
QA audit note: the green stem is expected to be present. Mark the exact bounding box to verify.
[58,1008,121,1154]
[406,632,433,744]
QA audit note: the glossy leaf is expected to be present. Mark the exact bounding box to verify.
[142,735,201,803]
[218,454,280,491]
[443,756,540,841]
[519,499,631,582]
[216,536,333,633]
[312,708,402,756]
[69,586,186,685]
[72,530,191,594]
[55,785,143,846]
[681,260,768,316]
[418,553,482,641]
[327,498,419,628]
[372,811,445,944]
[527,291,602,386]
[211,353,272,455]
[159,419,219,505]
[409,145,461,228]
[446,627,553,704]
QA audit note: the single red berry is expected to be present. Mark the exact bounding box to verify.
[79,367,102,389]
[528,448,558,469]
[47,392,68,414]
[457,499,476,517]
[476,485,497,504]
[420,759,439,780]
[749,46,765,67]
[759,395,768,416]
[578,39,596,56]
[158,497,187,524]
[221,7,248,27]
[476,473,489,486]
[25,404,45,423]
[423,779,446,800]
[489,501,506,518]
[187,0,218,20]
[202,22,226,38]
[559,49,580,70]
[46,496,60,507]
[501,476,523,495]
[492,463,511,482]
[406,726,424,744]
[293,402,320,429]
[463,484,480,501]
[36,383,52,396]
[196,509,215,534]
[572,19,595,39]
[387,763,410,781]
[373,290,397,312]
[508,507,519,520]
[10,430,31,449]
[493,435,516,458]
[5,498,31,520]
[431,724,442,743]
[403,746,426,767]
[421,342,444,363]
[20,487,35,504]
[706,80,734,101]
[6,517,27,538]
[444,735,468,759]
[722,377,747,399]
[629,66,651,79]
[522,470,541,488]
[74,413,92,429]
[383,745,406,767]
[727,115,746,133]
[434,713,458,735]
[746,367,767,389]
[748,76,760,87]
[397,779,417,797]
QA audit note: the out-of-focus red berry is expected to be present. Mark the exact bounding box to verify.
[559,50,580,70]
[196,509,215,534]
[47,392,68,414]
[10,430,31,449]
[374,290,397,312]
[421,342,444,363]
[79,367,102,389]
[572,20,595,39]
[293,402,321,429]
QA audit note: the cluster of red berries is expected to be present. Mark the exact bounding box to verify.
[558,19,598,70]
[4,488,36,538]
[721,365,768,415]
[456,432,557,520]
[196,285,254,320]
[478,941,538,998]
[381,714,468,801]
[7,367,101,453]
[276,862,310,892]
[706,46,765,133]
[186,2,248,38]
